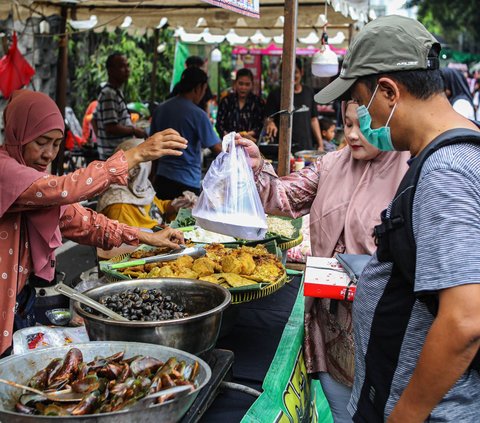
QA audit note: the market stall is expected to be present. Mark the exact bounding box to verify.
[0,0,365,174]
[0,3,372,422]
[0,230,315,422]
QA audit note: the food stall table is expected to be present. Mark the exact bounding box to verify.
[197,276,302,422]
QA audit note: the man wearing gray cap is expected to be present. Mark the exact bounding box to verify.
[316,15,480,423]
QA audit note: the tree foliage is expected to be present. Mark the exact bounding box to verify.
[68,27,175,118]
[408,0,480,53]
[218,42,233,94]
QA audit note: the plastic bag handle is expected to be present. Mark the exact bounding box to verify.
[222,131,236,153]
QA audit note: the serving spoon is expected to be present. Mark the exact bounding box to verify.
[0,379,192,404]
[105,246,206,270]
[0,378,84,402]
[55,283,129,322]
[124,385,193,410]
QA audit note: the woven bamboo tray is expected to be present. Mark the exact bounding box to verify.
[99,242,289,305]
[278,234,303,251]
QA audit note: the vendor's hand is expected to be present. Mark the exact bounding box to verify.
[266,120,278,138]
[171,191,198,211]
[235,134,263,172]
[239,131,257,142]
[124,129,188,169]
[138,227,184,250]
[133,127,148,139]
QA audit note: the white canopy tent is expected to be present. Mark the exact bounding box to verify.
[0,0,370,175]
[0,0,371,48]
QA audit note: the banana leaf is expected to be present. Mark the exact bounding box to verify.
[170,208,302,246]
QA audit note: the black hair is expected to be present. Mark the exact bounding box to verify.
[235,68,253,81]
[319,117,335,132]
[358,47,444,100]
[177,67,208,94]
[185,55,205,68]
[295,57,303,71]
[360,69,444,100]
[106,52,125,70]
[279,57,303,76]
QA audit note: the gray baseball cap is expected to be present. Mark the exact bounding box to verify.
[315,15,441,104]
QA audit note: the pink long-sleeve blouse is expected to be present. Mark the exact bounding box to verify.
[0,151,139,354]
[254,147,410,385]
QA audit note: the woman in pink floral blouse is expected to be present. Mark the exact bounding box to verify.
[238,101,410,422]
[0,90,187,355]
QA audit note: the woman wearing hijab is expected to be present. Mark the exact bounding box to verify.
[97,139,197,229]
[441,67,476,120]
[0,90,187,356]
[238,101,410,422]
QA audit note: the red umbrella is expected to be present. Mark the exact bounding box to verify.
[0,32,35,99]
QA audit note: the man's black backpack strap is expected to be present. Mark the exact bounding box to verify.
[374,127,480,371]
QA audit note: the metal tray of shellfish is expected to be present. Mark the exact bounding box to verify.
[0,342,211,423]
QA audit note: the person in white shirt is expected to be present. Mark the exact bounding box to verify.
[441,67,476,120]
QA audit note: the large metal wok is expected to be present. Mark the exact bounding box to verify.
[0,341,211,423]
[74,279,231,355]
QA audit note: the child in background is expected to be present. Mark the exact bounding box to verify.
[319,117,337,152]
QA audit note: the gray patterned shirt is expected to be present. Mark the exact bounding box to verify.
[94,85,132,159]
[349,143,480,422]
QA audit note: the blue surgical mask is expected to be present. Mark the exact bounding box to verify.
[356,85,397,151]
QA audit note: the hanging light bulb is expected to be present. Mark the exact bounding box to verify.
[157,17,168,29]
[120,16,132,28]
[69,15,97,30]
[312,44,339,77]
[39,19,50,34]
[211,48,222,63]
[311,3,338,78]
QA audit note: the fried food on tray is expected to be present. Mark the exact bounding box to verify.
[221,255,242,274]
[123,270,147,278]
[246,263,283,283]
[145,262,162,272]
[224,273,260,287]
[117,242,285,289]
[125,264,145,272]
[130,246,171,259]
[176,255,194,269]
[221,253,256,275]
[177,268,199,279]
[200,274,230,288]
[147,265,173,278]
[238,253,256,275]
[192,257,218,277]
[205,243,231,263]
[200,273,256,288]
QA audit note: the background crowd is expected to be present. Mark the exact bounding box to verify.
[1,12,480,423]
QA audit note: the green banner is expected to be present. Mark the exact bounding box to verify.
[242,282,333,423]
[172,41,190,90]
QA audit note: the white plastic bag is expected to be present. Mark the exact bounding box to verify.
[192,132,267,240]
[13,326,90,355]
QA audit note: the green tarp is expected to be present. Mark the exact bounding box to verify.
[242,282,333,422]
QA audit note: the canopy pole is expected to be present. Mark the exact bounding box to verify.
[150,28,159,107]
[52,4,68,176]
[277,0,298,177]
